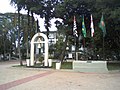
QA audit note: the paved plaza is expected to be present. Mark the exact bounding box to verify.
[0,60,120,90]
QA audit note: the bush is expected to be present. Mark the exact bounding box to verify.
[38,56,44,63]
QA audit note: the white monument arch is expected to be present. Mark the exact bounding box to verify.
[30,33,48,66]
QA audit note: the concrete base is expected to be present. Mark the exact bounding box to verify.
[56,62,61,70]
[48,59,52,67]
[26,59,30,66]
[73,61,108,73]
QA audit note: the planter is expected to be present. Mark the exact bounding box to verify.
[26,59,30,66]
[56,62,61,70]
[48,59,52,67]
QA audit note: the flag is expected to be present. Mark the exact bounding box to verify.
[82,15,86,37]
[73,16,78,37]
[99,14,106,37]
[90,14,94,37]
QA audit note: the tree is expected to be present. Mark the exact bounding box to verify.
[30,0,58,37]
[9,0,120,61]
[54,0,91,61]
[92,0,120,59]
[0,13,16,60]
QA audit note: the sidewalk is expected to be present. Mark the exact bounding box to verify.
[0,60,120,90]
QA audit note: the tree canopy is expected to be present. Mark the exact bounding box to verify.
[0,0,119,61]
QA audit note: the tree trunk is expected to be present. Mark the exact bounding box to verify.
[31,11,35,36]
[26,9,30,58]
[45,17,50,38]
[3,33,6,60]
[18,8,23,66]
[60,35,68,62]
[36,20,39,32]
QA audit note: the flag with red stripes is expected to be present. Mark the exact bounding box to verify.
[90,14,94,37]
[73,16,78,37]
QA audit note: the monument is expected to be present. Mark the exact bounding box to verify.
[30,33,48,66]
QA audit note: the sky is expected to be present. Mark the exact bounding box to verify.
[0,0,16,13]
[0,0,58,31]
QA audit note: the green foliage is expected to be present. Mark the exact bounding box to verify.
[8,0,120,60]
[0,13,15,54]
[0,13,36,58]
[38,56,44,63]
[55,0,120,59]
[54,36,65,59]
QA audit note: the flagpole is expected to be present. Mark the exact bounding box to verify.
[91,37,94,59]
[75,37,77,60]
[81,15,86,60]
[99,14,106,61]
[74,36,78,61]
[74,36,76,60]
[83,37,86,60]
[73,15,78,60]
[103,35,105,60]
[90,14,95,59]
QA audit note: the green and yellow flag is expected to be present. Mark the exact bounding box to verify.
[99,14,106,37]
[82,16,86,38]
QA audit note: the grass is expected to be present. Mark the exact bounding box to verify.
[52,62,72,69]
[12,65,26,68]
[107,62,120,70]
[61,62,73,69]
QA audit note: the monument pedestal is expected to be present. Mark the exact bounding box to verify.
[73,61,108,73]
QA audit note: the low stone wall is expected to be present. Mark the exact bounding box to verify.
[73,61,108,73]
